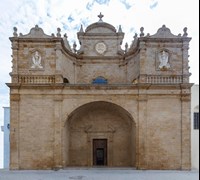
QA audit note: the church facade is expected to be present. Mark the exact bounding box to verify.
[8,14,192,170]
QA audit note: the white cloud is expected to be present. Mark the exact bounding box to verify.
[0,0,199,109]
[0,0,199,88]
[150,0,158,9]
[119,0,133,9]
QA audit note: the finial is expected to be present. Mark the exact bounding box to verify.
[51,33,55,37]
[146,33,150,37]
[64,33,68,38]
[183,27,188,37]
[57,28,61,37]
[73,42,77,53]
[35,25,39,29]
[140,27,144,37]
[13,27,18,37]
[98,12,104,22]
[79,24,84,33]
[125,43,128,53]
[134,33,138,39]
[118,25,122,33]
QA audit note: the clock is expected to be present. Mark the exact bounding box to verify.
[95,42,107,54]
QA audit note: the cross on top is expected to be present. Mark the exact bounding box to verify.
[98,12,104,22]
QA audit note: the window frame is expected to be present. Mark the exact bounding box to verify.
[194,112,199,130]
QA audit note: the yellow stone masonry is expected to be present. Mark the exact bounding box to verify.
[7,16,192,170]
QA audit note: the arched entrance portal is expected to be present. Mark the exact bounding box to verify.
[63,101,136,167]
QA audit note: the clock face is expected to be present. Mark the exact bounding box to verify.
[95,42,107,54]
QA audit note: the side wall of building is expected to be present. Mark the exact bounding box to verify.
[3,107,10,169]
[191,85,199,169]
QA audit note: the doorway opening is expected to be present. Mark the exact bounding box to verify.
[93,139,107,166]
[64,101,136,167]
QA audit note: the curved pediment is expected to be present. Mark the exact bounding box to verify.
[19,25,52,38]
[85,22,117,34]
[150,25,179,38]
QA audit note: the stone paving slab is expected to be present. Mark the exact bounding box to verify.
[0,169,199,180]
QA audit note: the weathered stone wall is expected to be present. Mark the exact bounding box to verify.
[19,95,55,169]
[76,61,126,84]
[146,96,182,169]
[60,54,75,83]
[127,53,140,83]
[141,43,184,75]
[16,42,56,75]
[9,86,191,170]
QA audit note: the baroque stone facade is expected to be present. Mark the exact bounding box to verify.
[7,14,192,170]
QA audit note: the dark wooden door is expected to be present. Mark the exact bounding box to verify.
[93,139,107,166]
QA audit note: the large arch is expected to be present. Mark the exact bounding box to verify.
[63,101,136,167]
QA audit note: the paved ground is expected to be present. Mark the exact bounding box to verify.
[0,168,199,180]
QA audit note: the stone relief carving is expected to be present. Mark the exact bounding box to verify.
[31,51,43,69]
[158,50,170,70]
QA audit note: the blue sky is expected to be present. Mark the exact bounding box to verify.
[0,0,199,168]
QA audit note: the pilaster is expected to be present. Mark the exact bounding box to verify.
[138,41,147,83]
[55,41,64,83]
[53,95,63,169]
[137,93,148,169]
[181,87,191,170]
[182,41,190,83]
[10,94,20,170]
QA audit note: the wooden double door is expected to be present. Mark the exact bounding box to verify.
[93,139,107,166]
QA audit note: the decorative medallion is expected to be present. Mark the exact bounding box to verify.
[95,42,107,55]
